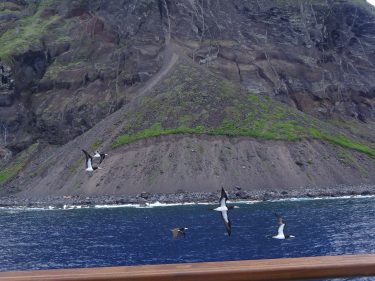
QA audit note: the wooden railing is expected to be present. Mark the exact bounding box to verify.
[0,254,375,281]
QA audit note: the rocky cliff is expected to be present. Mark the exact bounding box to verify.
[0,0,374,197]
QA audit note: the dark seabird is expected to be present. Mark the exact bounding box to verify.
[82,149,101,172]
[171,227,188,240]
[272,213,295,239]
[213,187,238,236]
[93,150,108,164]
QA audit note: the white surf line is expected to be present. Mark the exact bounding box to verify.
[268,194,375,202]
[90,195,375,209]
[0,205,91,211]
[0,206,49,211]
[0,195,374,211]
[94,201,214,209]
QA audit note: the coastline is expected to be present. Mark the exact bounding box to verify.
[0,184,375,209]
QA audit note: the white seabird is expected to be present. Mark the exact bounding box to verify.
[213,187,238,236]
[82,149,102,172]
[272,213,295,239]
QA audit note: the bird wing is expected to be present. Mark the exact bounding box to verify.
[219,188,228,207]
[171,229,179,240]
[277,223,285,236]
[82,150,93,169]
[221,210,231,236]
[87,158,93,170]
[99,153,106,164]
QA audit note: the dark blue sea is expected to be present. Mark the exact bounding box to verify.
[0,196,375,280]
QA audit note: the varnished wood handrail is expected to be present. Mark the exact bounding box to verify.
[0,254,375,281]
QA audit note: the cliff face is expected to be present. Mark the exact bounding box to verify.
[0,0,374,196]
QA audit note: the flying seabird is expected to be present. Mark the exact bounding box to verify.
[272,213,295,239]
[213,188,238,236]
[82,149,102,172]
[93,150,108,164]
[171,227,188,240]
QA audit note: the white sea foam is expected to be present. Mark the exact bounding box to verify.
[94,204,141,209]
[230,200,260,205]
[94,201,214,209]
[0,194,374,212]
[91,195,375,208]
[268,194,375,202]
[61,205,89,210]
[0,206,48,213]
[0,205,90,212]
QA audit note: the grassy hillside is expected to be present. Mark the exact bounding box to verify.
[0,143,39,185]
[112,61,375,158]
[0,1,59,61]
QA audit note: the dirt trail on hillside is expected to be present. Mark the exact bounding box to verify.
[101,43,179,151]
[138,45,178,97]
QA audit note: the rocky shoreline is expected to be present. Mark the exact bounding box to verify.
[0,184,375,208]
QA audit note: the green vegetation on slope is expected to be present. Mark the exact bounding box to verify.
[209,94,305,141]
[111,62,375,158]
[113,112,375,158]
[112,123,205,147]
[309,128,375,158]
[0,143,39,184]
[0,0,58,61]
[0,1,23,11]
[111,62,310,148]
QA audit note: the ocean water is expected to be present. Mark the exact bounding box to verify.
[0,197,374,280]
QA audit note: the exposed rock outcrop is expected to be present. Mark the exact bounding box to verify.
[0,62,14,106]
